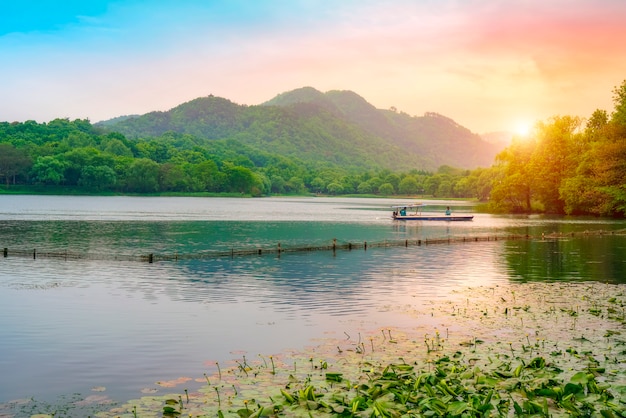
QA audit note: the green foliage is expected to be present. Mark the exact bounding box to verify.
[0,143,31,186]
[99,89,500,172]
[79,165,117,191]
[0,116,488,199]
[31,155,66,185]
[126,158,160,193]
[398,175,419,195]
[611,79,626,127]
[378,182,395,195]
[76,282,626,418]
[487,80,626,217]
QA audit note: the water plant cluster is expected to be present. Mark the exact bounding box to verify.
[9,281,626,417]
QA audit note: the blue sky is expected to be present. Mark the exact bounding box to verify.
[1,1,109,34]
[2,0,626,133]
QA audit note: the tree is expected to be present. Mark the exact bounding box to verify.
[225,165,256,193]
[101,137,133,157]
[31,155,66,185]
[611,79,626,126]
[588,140,626,216]
[159,163,188,192]
[378,183,395,195]
[585,109,608,139]
[125,158,160,192]
[384,173,400,191]
[472,167,498,201]
[423,175,440,196]
[357,181,373,194]
[79,165,117,191]
[0,143,32,186]
[62,147,114,186]
[309,177,325,194]
[453,176,472,198]
[398,176,419,195]
[326,182,343,195]
[252,172,271,196]
[63,132,95,149]
[270,175,287,194]
[190,160,224,192]
[286,176,306,194]
[531,116,582,213]
[488,139,535,212]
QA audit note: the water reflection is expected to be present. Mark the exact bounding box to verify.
[504,235,626,283]
[2,196,626,407]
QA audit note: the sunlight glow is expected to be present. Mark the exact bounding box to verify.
[513,121,532,137]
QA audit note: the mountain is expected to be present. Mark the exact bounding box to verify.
[96,87,501,171]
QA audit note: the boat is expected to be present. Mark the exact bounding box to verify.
[391,203,474,221]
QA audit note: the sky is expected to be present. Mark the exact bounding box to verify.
[2,0,626,134]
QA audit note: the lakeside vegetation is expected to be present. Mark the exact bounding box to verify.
[1,81,625,218]
[6,281,626,417]
[486,80,626,217]
[0,118,485,201]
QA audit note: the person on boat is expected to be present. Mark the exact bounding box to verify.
[400,207,406,216]
[445,206,451,216]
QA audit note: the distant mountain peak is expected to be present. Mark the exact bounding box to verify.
[262,86,326,106]
[96,86,505,171]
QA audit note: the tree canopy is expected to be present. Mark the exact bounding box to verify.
[487,80,626,217]
[0,119,477,198]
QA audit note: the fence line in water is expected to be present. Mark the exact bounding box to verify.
[2,229,624,263]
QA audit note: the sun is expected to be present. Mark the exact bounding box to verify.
[513,121,532,137]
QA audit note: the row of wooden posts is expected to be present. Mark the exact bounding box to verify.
[2,229,622,263]
[1,234,527,263]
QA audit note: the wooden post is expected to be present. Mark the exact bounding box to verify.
[364,241,367,251]
[418,240,421,246]
[3,248,7,257]
[348,242,352,250]
[405,239,408,247]
[33,249,36,259]
[332,238,336,251]
[148,253,153,263]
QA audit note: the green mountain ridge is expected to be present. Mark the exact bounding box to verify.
[96,87,501,171]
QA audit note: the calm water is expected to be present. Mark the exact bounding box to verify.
[1,195,625,408]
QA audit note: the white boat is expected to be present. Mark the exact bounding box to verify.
[391,203,474,221]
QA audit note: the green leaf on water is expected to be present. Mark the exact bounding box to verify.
[564,382,583,396]
[570,371,589,384]
[447,401,468,416]
[325,372,343,382]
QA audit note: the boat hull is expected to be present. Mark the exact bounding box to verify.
[393,215,474,221]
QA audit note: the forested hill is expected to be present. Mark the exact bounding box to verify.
[97,87,500,171]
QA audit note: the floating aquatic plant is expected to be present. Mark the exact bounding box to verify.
[23,281,626,417]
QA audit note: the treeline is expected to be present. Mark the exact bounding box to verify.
[2,80,625,218]
[486,80,626,217]
[0,119,481,197]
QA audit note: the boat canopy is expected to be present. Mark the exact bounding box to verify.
[390,203,424,209]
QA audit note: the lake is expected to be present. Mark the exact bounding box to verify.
[1,195,625,413]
